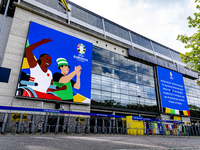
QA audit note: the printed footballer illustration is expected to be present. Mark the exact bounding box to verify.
[15,21,93,104]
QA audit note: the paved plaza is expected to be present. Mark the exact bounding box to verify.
[1,134,200,150]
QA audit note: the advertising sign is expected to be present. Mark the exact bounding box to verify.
[157,123,164,134]
[157,66,190,116]
[75,116,85,123]
[11,114,28,121]
[15,21,93,104]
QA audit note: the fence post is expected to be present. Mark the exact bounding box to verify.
[77,117,80,134]
[17,114,23,134]
[95,117,97,134]
[191,125,195,136]
[136,128,138,136]
[122,120,124,134]
[48,125,50,135]
[186,126,189,138]
[1,113,8,134]
[102,118,105,134]
[164,127,166,137]
[195,125,198,136]
[87,117,90,134]
[152,127,154,136]
[67,116,70,134]
[55,115,60,134]
[43,114,48,133]
[198,126,200,136]
[31,115,35,134]
[14,124,17,135]
[109,119,111,134]
[116,118,118,134]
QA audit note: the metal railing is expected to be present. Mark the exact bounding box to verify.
[0,112,198,138]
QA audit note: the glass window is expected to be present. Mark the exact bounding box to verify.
[121,89,129,95]
[91,83,101,90]
[91,89,101,95]
[127,60,136,71]
[121,94,129,100]
[92,78,101,85]
[170,50,182,62]
[131,32,152,50]
[71,5,103,29]
[102,66,112,77]
[129,90,136,96]
[112,93,121,98]
[103,86,111,92]
[92,73,101,78]
[152,42,171,57]
[91,46,157,112]
[102,91,111,97]
[104,20,130,41]
[102,80,111,87]
[91,94,101,101]
[112,88,120,93]
[129,85,137,92]
[102,96,111,101]
[121,99,130,105]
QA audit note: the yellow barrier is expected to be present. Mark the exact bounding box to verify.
[126,116,144,135]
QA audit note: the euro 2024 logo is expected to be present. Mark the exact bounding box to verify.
[170,72,174,80]
[77,43,86,54]
[73,43,88,62]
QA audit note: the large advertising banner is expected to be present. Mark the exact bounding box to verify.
[157,66,190,116]
[15,21,93,104]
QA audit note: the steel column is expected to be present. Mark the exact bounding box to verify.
[116,118,118,134]
[67,116,70,134]
[17,114,23,133]
[102,118,105,133]
[43,114,48,133]
[109,119,111,134]
[87,117,90,134]
[55,115,60,134]
[31,115,35,134]
[77,117,80,134]
[95,117,97,133]
[1,113,8,134]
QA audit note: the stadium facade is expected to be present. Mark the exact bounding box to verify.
[0,0,200,126]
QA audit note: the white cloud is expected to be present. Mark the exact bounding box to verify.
[70,0,197,53]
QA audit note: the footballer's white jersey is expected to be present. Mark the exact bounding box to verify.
[28,63,52,93]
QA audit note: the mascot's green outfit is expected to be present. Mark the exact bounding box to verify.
[53,58,75,101]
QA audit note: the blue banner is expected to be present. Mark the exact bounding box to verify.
[0,106,125,118]
[132,116,143,120]
[157,123,164,134]
[15,22,93,104]
[0,105,185,123]
[157,66,189,112]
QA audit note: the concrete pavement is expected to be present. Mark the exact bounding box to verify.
[0,134,200,150]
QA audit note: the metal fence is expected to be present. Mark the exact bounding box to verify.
[0,112,198,138]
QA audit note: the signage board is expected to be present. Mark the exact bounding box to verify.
[11,114,28,121]
[157,66,190,116]
[75,116,85,123]
[132,116,143,121]
[15,21,93,104]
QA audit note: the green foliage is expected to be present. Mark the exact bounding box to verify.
[177,0,200,71]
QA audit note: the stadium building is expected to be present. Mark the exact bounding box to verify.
[0,0,200,131]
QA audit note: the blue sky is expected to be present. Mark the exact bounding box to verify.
[71,0,197,54]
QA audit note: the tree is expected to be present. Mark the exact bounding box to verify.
[177,0,200,71]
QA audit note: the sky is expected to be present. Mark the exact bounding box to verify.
[70,0,198,54]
